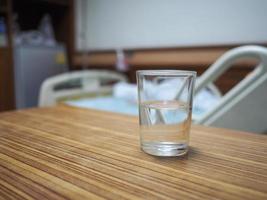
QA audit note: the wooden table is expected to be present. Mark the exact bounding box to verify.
[0,106,267,200]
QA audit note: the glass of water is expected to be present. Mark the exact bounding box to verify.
[136,70,196,156]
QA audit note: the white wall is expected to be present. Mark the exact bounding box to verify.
[76,0,267,51]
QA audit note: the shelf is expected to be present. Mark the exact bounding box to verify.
[0,46,9,50]
[0,0,75,111]
[27,0,70,6]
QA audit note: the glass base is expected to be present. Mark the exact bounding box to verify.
[141,142,188,157]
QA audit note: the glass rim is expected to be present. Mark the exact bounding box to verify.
[136,70,197,77]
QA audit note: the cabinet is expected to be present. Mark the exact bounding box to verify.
[0,0,74,111]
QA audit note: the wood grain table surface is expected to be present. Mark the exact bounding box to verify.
[0,105,266,200]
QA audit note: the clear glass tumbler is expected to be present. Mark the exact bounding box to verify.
[136,70,196,156]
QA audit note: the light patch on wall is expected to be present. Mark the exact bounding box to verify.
[76,0,267,51]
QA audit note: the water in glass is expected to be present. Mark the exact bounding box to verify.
[139,100,191,156]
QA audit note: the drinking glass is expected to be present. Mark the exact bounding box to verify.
[136,70,196,156]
